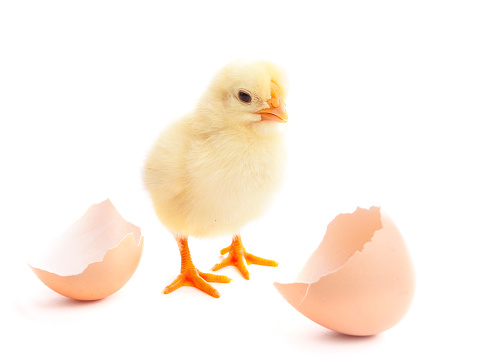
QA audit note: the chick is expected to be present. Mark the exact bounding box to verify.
[144,60,288,298]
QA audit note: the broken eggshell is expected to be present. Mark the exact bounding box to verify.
[29,199,144,301]
[274,206,415,336]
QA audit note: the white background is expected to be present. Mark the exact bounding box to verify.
[1,1,478,357]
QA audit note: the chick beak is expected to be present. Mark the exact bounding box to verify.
[256,82,288,123]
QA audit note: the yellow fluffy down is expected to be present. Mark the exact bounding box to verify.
[144,60,288,238]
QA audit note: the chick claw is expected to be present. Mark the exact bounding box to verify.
[164,269,231,298]
[211,235,278,280]
[165,237,231,298]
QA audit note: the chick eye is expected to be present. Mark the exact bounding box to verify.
[238,91,252,103]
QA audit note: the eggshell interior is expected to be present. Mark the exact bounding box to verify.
[274,207,415,336]
[29,199,144,300]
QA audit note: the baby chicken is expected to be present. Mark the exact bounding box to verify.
[144,60,288,298]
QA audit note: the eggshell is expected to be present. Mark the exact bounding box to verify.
[274,206,415,336]
[29,199,144,300]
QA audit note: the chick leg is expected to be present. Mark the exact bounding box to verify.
[211,234,278,280]
[164,234,231,298]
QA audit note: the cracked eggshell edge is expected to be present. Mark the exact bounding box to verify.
[274,207,415,336]
[30,233,144,301]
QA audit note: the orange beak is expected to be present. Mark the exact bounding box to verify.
[256,81,288,123]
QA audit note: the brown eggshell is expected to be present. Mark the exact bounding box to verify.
[30,233,143,300]
[274,206,415,336]
[29,199,144,301]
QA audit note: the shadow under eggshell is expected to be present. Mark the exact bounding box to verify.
[31,233,144,301]
[274,207,415,336]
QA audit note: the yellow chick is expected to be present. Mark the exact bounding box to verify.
[144,60,288,298]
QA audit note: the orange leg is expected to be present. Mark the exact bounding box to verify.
[211,234,278,280]
[164,235,231,298]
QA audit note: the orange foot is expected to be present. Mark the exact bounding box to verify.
[165,237,231,298]
[211,234,278,280]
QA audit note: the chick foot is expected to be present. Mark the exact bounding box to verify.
[165,236,231,298]
[211,234,278,279]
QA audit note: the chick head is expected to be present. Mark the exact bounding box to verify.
[199,60,289,135]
